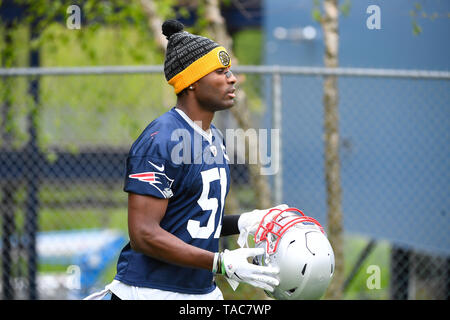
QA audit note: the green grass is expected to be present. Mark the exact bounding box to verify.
[38,207,127,232]
[342,235,390,300]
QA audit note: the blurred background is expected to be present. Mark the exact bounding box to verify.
[0,0,448,300]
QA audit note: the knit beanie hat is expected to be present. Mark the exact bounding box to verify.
[162,19,232,94]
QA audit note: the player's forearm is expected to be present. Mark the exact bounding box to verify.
[129,223,214,271]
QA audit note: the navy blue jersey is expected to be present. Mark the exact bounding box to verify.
[115,107,230,294]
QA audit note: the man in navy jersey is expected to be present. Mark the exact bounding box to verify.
[85,20,283,300]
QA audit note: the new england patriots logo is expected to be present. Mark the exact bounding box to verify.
[129,172,174,198]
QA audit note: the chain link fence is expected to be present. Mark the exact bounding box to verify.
[0,65,449,300]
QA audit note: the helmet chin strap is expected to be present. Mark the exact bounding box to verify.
[237,226,251,248]
[237,224,275,268]
[237,222,261,248]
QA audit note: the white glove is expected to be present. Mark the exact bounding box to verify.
[221,247,279,292]
[237,204,289,247]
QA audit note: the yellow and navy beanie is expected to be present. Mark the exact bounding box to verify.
[162,20,232,94]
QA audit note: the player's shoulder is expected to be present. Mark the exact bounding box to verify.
[129,108,184,158]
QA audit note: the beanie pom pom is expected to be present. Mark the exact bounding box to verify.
[162,20,184,40]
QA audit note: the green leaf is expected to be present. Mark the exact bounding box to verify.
[340,0,352,17]
[412,21,422,35]
[312,8,322,22]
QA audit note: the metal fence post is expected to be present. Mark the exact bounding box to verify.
[272,69,282,205]
[24,29,40,299]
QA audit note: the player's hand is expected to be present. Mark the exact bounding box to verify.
[221,248,279,292]
[238,204,289,235]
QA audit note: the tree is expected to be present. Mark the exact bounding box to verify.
[313,0,344,299]
[202,0,272,210]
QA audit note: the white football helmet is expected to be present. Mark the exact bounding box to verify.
[253,207,335,300]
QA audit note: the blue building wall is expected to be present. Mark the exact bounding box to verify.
[263,0,449,255]
[265,0,450,69]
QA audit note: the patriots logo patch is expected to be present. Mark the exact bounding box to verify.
[129,172,174,198]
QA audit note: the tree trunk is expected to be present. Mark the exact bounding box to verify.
[140,0,168,53]
[204,0,233,52]
[321,0,344,300]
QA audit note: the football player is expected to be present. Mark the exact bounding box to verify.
[85,20,282,300]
